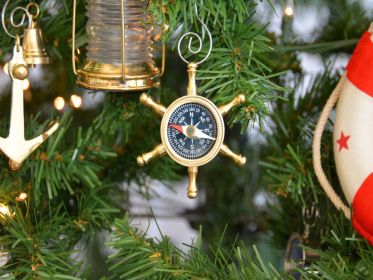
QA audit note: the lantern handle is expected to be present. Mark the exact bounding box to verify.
[71,0,77,75]
[158,22,170,77]
[177,1,212,65]
[1,0,32,39]
[120,0,127,81]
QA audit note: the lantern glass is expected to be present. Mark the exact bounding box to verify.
[77,0,160,91]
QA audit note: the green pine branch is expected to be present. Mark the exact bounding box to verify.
[106,216,282,280]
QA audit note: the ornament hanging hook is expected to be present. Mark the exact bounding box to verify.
[1,0,32,39]
[25,1,41,21]
[177,0,212,65]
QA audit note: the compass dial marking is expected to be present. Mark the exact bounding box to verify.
[167,102,218,160]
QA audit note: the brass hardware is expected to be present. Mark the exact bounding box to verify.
[22,21,50,65]
[22,2,50,65]
[219,94,245,116]
[11,64,29,80]
[9,159,21,171]
[71,0,167,91]
[0,203,14,224]
[137,5,245,199]
[160,95,225,168]
[139,93,167,116]
[138,62,246,199]
[220,144,246,166]
[186,126,196,138]
[160,43,166,77]
[187,167,198,199]
[137,144,166,167]
[284,205,321,279]
[75,61,161,91]
[187,63,198,96]
[284,233,320,278]
[120,0,126,82]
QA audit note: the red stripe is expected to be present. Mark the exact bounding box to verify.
[347,32,373,98]
[352,172,373,245]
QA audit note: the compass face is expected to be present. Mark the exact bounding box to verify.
[166,102,218,160]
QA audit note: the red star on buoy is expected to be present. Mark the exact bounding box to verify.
[337,131,350,152]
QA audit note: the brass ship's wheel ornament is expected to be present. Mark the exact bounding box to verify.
[137,5,246,198]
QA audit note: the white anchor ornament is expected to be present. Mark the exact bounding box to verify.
[0,40,59,170]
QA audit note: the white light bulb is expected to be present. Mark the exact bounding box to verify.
[17,193,28,201]
[284,6,294,16]
[70,94,82,109]
[54,97,65,111]
[2,63,9,75]
[22,79,30,91]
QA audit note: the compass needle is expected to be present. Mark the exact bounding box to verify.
[194,127,216,141]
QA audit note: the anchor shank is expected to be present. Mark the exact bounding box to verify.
[8,77,25,139]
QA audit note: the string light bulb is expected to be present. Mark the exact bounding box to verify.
[53,97,65,111]
[2,62,9,75]
[16,192,28,202]
[0,247,10,268]
[70,94,82,109]
[22,79,30,91]
[284,0,295,17]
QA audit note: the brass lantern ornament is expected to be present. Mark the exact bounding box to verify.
[72,0,165,91]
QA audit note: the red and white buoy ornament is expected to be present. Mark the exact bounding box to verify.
[333,26,373,245]
[313,24,373,245]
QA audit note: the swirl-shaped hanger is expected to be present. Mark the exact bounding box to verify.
[177,1,212,65]
[1,0,32,39]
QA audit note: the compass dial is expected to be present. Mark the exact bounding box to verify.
[166,102,218,160]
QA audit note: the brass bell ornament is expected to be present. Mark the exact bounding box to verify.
[72,0,166,91]
[22,2,50,66]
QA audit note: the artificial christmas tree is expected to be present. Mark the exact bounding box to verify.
[0,0,372,279]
